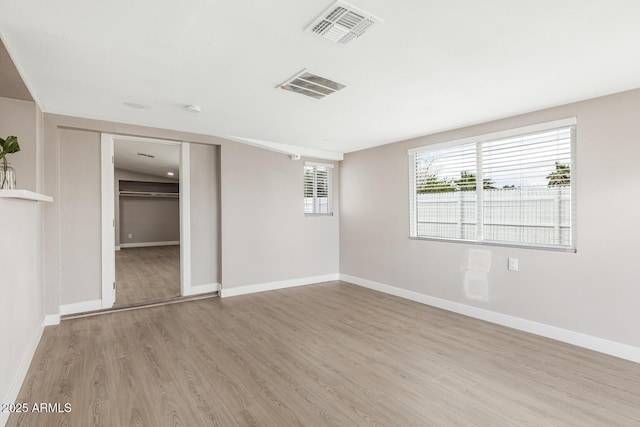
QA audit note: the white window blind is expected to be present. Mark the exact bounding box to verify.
[409,119,576,250]
[411,142,478,240]
[304,162,334,215]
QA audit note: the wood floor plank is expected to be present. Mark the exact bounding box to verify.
[115,246,180,307]
[8,281,640,426]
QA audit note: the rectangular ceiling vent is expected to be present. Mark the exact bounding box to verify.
[305,1,382,46]
[277,69,346,100]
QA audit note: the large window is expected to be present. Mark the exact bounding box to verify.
[409,119,576,251]
[304,162,334,215]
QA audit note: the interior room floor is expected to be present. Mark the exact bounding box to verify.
[114,245,180,307]
[9,282,640,426]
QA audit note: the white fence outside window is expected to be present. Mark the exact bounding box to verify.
[415,187,571,246]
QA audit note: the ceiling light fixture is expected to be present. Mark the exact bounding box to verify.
[185,104,202,113]
[167,172,174,176]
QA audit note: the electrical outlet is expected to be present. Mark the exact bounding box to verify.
[128,233,132,239]
[508,257,519,271]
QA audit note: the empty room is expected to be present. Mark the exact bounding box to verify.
[1,1,640,426]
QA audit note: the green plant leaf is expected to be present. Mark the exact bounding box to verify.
[2,136,20,154]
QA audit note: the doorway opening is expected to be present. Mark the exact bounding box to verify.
[114,138,181,307]
[102,134,221,310]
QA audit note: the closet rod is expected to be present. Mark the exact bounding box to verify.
[119,191,179,198]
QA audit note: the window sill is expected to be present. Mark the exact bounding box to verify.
[409,236,576,253]
[305,213,334,217]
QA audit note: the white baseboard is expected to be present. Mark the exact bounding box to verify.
[220,274,339,298]
[1,319,45,427]
[340,274,640,364]
[42,314,60,326]
[183,282,220,297]
[59,299,103,316]
[119,241,180,248]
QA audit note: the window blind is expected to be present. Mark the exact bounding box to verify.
[410,142,478,240]
[481,127,574,247]
[304,162,334,215]
[409,119,576,250]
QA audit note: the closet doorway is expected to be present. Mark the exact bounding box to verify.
[101,134,220,311]
[113,138,181,307]
[101,135,187,310]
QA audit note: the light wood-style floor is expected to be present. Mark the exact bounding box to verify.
[9,282,640,426]
[115,245,180,307]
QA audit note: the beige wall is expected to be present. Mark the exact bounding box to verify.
[0,39,33,102]
[190,143,220,286]
[115,168,179,246]
[42,114,339,314]
[220,142,340,287]
[0,97,37,191]
[58,128,102,304]
[119,198,180,244]
[340,88,640,348]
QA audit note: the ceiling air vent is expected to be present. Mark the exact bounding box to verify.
[306,1,382,45]
[277,69,345,100]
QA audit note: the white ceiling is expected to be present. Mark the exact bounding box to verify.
[114,138,180,179]
[2,1,640,156]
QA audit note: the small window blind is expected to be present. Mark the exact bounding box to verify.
[304,162,334,215]
[409,119,576,251]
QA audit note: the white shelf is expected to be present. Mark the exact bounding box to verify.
[0,189,53,202]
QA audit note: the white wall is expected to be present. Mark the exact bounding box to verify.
[340,88,640,351]
[0,97,46,426]
[0,200,44,425]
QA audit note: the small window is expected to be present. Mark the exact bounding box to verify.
[408,119,576,251]
[304,162,334,215]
